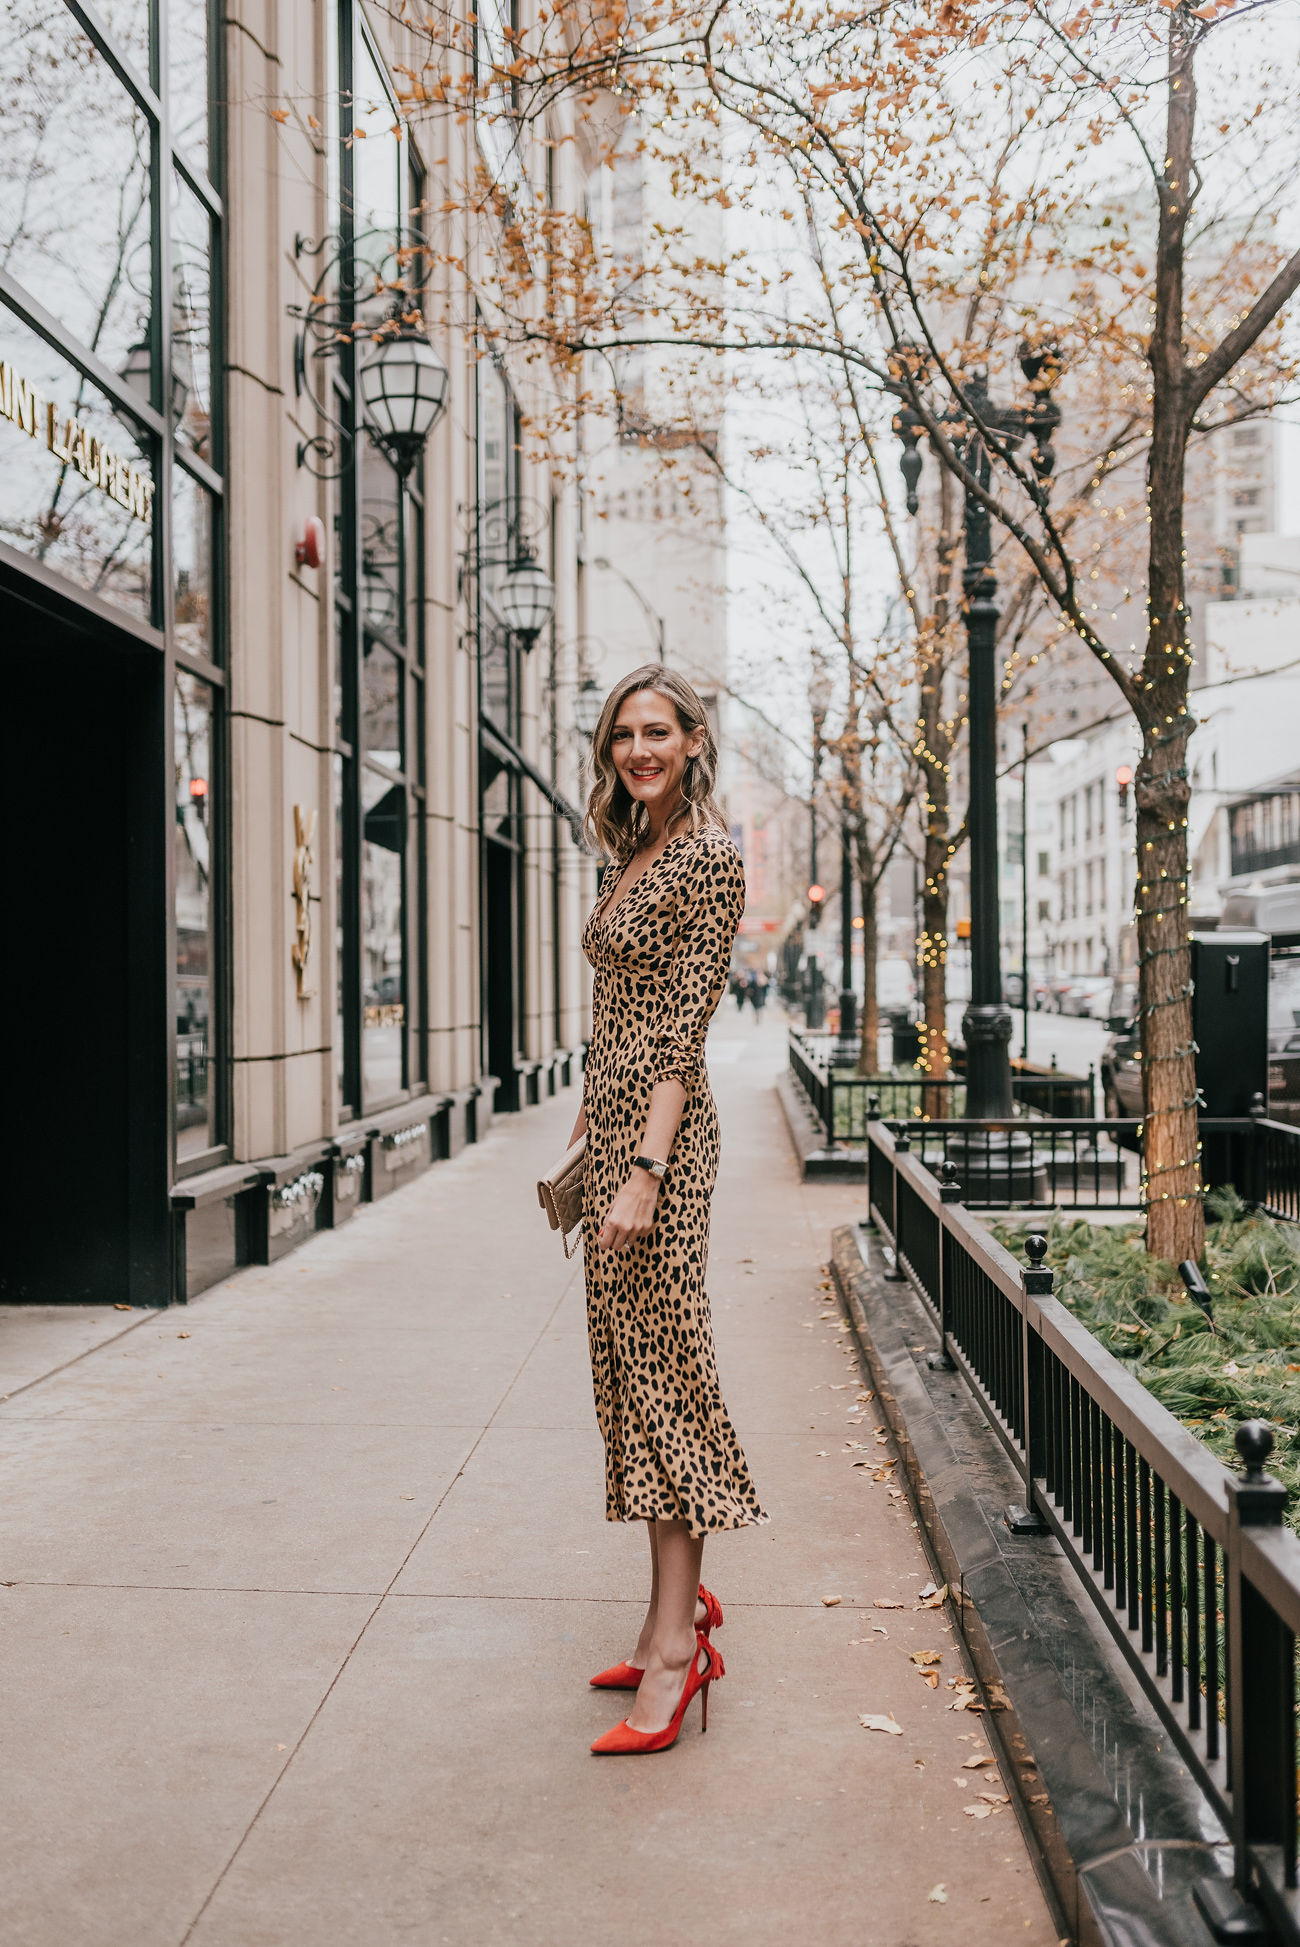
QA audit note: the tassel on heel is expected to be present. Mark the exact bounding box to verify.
[589,1584,723,1690]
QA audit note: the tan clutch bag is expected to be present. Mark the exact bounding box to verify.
[537,1134,586,1258]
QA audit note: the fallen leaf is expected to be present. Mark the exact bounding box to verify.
[909,1650,942,1666]
[962,1754,996,1770]
[822,1595,842,1607]
[399,1494,414,1500]
[858,1713,904,1736]
[113,1303,132,1311]
[964,1801,995,1818]
[922,1671,940,1688]
[917,1583,948,1609]
[929,1885,948,1904]
[952,1777,968,1788]
[872,1599,903,1610]
[177,1331,191,1339]
[978,1791,1010,1805]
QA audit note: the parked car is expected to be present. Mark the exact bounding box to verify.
[1044,973,1077,1012]
[876,957,915,1011]
[1059,975,1114,1018]
[1100,1014,1143,1121]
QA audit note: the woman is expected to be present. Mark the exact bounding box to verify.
[566,665,766,1757]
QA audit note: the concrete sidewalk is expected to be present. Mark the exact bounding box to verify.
[1,1019,1060,1947]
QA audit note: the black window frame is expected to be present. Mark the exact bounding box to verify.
[331,8,429,1120]
[0,0,230,1181]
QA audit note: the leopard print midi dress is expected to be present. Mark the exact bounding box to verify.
[581,826,767,1539]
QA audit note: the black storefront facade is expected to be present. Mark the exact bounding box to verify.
[2,0,593,1309]
[3,0,225,1305]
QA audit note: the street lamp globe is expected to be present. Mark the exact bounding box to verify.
[498,553,556,646]
[358,323,450,477]
[574,679,604,737]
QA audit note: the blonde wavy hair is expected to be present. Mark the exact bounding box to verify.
[584,665,727,861]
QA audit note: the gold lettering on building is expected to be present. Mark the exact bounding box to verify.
[0,359,154,527]
[291,804,317,999]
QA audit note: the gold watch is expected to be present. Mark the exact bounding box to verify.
[633,1155,668,1181]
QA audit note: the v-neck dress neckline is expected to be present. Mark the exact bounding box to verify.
[597,830,687,925]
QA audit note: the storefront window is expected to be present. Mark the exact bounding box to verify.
[171,171,213,460]
[331,17,424,1114]
[167,0,211,173]
[175,671,214,1159]
[173,467,213,658]
[2,4,153,375]
[477,358,514,726]
[350,38,402,242]
[362,765,405,1102]
[362,639,402,768]
[360,443,402,638]
[96,0,150,74]
[0,312,154,619]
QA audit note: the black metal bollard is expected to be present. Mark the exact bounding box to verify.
[1194,1421,1291,1941]
[885,1121,908,1281]
[927,1161,962,1372]
[1006,1234,1051,1535]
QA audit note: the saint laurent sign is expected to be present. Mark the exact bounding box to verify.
[0,359,155,526]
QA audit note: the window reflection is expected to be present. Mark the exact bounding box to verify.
[0,311,153,620]
[173,466,213,657]
[350,39,402,241]
[175,671,214,1159]
[361,440,402,638]
[96,0,150,74]
[171,171,212,458]
[1,3,153,374]
[362,765,405,1103]
[362,640,402,768]
[167,0,210,173]
[477,358,513,725]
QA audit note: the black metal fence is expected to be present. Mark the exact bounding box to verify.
[791,1028,1300,1216]
[867,1119,1300,1940]
[788,1028,1093,1148]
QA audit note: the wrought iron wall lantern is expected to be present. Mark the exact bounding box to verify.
[460,493,557,650]
[288,228,449,481]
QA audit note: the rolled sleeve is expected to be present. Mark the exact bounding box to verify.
[650,839,746,1089]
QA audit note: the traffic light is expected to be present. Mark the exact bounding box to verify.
[807,882,826,929]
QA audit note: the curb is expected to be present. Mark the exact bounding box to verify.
[830,1222,1225,1947]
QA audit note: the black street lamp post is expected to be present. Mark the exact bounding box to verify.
[892,352,1061,1125]
[835,817,857,1064]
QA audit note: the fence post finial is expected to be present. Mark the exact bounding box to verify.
[1023,1233,1053,1297]
[938,1160,962,1205]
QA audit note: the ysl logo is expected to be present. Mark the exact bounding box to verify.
[292,804,316,998]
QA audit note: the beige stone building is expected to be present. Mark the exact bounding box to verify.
[0,0,606,1305]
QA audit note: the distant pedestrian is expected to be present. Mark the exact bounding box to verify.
[565,664,766,1757]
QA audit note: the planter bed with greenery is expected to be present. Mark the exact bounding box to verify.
[993,1191,1300,1533]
